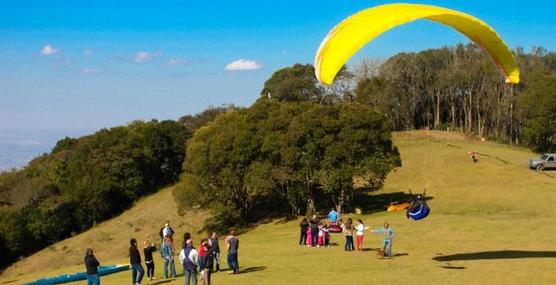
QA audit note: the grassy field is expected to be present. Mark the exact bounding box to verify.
[2,130,556,285]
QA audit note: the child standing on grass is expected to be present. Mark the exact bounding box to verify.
[354,219,369,251]
[299,217,309,245]
[317,223,325,247]
[323,223,330,247]
[342,218,355,251]
[306,227,313,247]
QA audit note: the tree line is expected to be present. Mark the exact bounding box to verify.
[352,44,556,151]
[0,120,190,269]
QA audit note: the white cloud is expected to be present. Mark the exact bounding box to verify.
[41,44,58,56]
[167,58,187,66]
[225,59,262,71]
[134,51,162,63]
[81,68,101,74]
[83,49,93,56]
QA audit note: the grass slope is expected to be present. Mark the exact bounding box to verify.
[2,131,556,285]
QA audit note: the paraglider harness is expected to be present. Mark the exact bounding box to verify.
[406,190,430,221]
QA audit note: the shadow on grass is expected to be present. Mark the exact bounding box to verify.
[0,280,19,285]
[440,265,466,270]
[150,279,174,285]
[434,250,556,261]
[353,191,434,214]
[238,266,267,274]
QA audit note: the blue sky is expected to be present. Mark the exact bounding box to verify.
[0,1,554,151]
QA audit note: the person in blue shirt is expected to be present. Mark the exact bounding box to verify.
[328,208,339,224]
[371,223,395,257]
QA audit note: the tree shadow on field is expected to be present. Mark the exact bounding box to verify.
[353,191,434,214]
[238,266,267,274]
[0,280,19,284]
[433,250,556,261]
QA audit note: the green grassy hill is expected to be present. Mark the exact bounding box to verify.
[2,131,556,285]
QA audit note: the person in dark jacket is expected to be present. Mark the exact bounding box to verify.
[299,217,309,245]
[309,215,319,246]
[208,232,220,272]
[84,248,100,285]
[130,238,145,285]
[202,241,214,285]
[143,241,156,280]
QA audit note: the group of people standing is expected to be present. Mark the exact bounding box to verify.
[299,208,396,257]
[83,221,240,285]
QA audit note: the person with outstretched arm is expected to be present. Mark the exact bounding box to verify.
[143,241,156,281]
[354,219,369,251]
[84,248,100,285]
[371,222,395,257]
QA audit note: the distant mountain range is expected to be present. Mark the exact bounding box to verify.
[0,129,93,171]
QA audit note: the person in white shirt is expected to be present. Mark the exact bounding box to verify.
[354,219,369,251]
[179,239,199,285]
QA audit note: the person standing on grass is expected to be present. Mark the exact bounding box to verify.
[309,214,319,247]
[226,230,239,274]
[299,217,309,245]
[179,239,199,285]
[371,222,395,257]
[163,222,175,240]
[208,232,221,272]
[143,241,156,281]
[129,238,145,285]
[160,236,177,278]
[198,239,207,281]
[354,219,369,251]
[201,240,214,285]
[84,248,100,285]
[342,218,355,251]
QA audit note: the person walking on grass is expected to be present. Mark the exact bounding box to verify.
[129,238,145,285]
[208,232,221,272]
[143,241,156,281]
[372,222,395,257]
[299,217,309,245]
[354,219,369,251]
[160,236,177,278]
[226,230,239,274]
[179,239,199,285]
[84,248,100,285]
[342,218,355,251]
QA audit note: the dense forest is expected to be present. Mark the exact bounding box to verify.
[0,120,190,268]
[353,44,556,150]
[1,43,555,270]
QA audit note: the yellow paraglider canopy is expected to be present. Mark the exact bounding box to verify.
[315,3,520,85]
